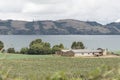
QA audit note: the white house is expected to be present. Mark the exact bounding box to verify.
[56,49,107,57]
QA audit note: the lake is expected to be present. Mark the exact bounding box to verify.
[0,35,120,51]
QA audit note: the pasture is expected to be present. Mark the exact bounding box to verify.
[0,53,120,80]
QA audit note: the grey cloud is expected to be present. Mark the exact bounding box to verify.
[25,0,66,4]
[0,0,25,13]
[0,0,120,24]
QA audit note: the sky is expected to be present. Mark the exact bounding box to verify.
[0,0,120,24]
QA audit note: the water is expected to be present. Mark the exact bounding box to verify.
[0,35,120,51]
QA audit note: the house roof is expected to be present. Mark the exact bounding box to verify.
[61,49,102,53]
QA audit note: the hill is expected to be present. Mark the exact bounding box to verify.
[0,19,120,35]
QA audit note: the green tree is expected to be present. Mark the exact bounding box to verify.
[43,42,51,49]
[29,39,42,48]
[52,45,61,51]
[59,43,64,49]
[76,42,85,49]
[71,41,77,49]
[0,41,4,50]
[71,41,85,49]
[20,47,29,54]
[28,39,52,55]
[7,48,15,53]
[52,44,64,53]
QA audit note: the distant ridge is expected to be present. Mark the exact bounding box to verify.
[0,19,120,35]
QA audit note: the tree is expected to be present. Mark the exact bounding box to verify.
[7,48,15,53]
[52,44,64,50]
[28,39,52,55]
[59,43,64,49]
[52,45,61,51]
[43,42,51,49]
[71,41,85,49]
[20,47,29,54]
[76,42,85,49]
[71,41,77,49]
[29,39,42,48]
[52,44,64,53]
[0,41,4,50]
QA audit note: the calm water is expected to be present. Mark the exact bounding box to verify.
[0,35,120,51]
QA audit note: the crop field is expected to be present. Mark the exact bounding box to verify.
[0,53,120,80]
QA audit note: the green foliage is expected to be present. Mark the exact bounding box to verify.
[29,39,42,47]
[20,47,29,54]
[28,39,52,55]
[44,42,51,49]
[71,41,77,49]
[19,39,65,55]
[52,43,64,50]
[25,39,65,55]
[52,43,64,53]
[7,48,15,53]
[59,44,64,49]
[0,41,4,50]
[71,41,85,49]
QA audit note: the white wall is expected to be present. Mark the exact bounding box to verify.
[74,53,94,57]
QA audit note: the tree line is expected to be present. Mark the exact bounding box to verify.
[0,39,85,55]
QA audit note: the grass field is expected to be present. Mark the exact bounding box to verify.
[0,53,120,80]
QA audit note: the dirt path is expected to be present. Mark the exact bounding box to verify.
[76,55,120,58]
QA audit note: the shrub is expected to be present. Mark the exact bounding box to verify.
[0,40,4,50]
[28,39,52,55]
[7,48,15,53]
[71,41,85,49]
[52,43,64,53]
[20,47,29,54]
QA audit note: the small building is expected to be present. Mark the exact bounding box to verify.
[56,49,107,57]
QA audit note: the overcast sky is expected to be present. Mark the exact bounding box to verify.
[0,0,120,24]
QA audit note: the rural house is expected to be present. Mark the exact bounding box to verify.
[56,49,107,57]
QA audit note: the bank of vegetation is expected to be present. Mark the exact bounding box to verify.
[0,39,85,55]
